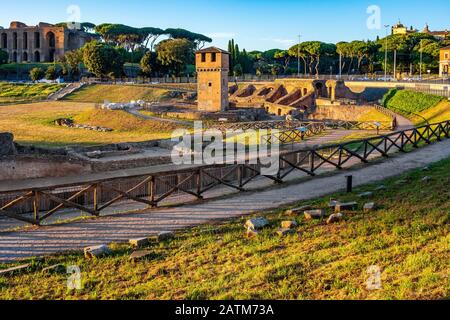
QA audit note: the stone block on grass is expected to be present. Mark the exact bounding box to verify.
[304,209,326,220]
[84,245,111,259]
[129,237,150,248]
[129,250,153,262]
[364,203,377,213]
[157,231,175,242]
[335,202,358,213]
[0,264,31,277]
[281,221,298,229]
[245,217,269,230]
[286,206,312,216]
[327,213,344,224]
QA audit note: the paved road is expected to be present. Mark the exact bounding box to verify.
[1,139,449,263]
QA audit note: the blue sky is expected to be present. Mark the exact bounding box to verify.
[0,0,448,51]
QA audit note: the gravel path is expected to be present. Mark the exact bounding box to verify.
[1,138,449,263]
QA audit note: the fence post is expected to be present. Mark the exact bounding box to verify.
[33,191,40,224]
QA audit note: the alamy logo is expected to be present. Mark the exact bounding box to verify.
[67,265,82,290]
[366,5,381,30]
[366,265,382,290]
[171,122,280,176]
[66,5,81,30]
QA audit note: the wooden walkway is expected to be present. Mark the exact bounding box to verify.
[1,138,449,263]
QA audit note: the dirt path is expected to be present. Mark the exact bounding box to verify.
[126,108,192,126]
[1,139,449,263]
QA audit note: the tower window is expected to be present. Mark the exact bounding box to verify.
[211,52,216,62]
[201,53,206,62]
[208,82,212,87]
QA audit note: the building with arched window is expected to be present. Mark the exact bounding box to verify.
[0,21,95,63]
[440,46,450,78]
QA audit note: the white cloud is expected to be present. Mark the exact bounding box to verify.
[262,38,296,47]
[207,32,236,39]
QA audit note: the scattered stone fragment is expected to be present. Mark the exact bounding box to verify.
[0,264,31,277]
[327,213,344,224]
[281,220,298,229]
[84,245,111,259]
[358,192,373,198]
[328,200,341,208]
[246,227,260,239]
[129,250,153,262]
[286,206,312,216]
[364,203,377,213]
[245,217,269,230]
[422,166,431,172]
[335,202,358,213]
[375,185,387,191]
[304,209,326,220]
[276,228,296,237]
[129,237,150,248]
[42,264,66,274]
[157,231,175,242]
[421,176,431,182]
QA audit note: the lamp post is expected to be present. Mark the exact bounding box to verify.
[384,25,390,81]
[419,39,423,80]
[297,35,301,77]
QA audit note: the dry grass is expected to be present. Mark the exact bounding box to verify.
[357,109,392,123]
[0,101,187,147]
[411,100,450,125]
[63,84,173,103]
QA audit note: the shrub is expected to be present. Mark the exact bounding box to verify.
[29,67,45,82]
[45,66,59,80]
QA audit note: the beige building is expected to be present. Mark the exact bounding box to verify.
[440,46,450,78]
[391,21,417,35]
[422,24,449,41]
[196,47,229,112]
[0,21,94,63]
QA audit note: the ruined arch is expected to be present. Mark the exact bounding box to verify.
[315,82,324,97]
[13,32,18,50]
[34,32,40,48]
[1,33,7,49]
[13,51,17,62]
[34,51,40,62]
[46,32,56,62]
[22,52,28,62]
[23,32,28,49]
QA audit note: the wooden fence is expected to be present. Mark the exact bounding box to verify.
[1,120,449,226]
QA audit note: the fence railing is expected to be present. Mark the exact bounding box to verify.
[1,120,449,226]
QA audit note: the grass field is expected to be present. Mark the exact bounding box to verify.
[1,157,449,300]
[0,102,187,147]
[411,100,450,125]
[357,109,393,123]
[0,83,64,103]
[382,89,446,117]
[64,84,174,103]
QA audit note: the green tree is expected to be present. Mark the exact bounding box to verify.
[82,41,124,78]
[45,66,58,80]
[140,51,155,76]
[156,39,195,76]
[29,67,44,82]
[62,49,83,78]
[233,64,243,77]
[0,50,8,65]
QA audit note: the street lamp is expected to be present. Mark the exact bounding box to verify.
[384,25,390,81]
[419,39,423,80]
[297,35,301,77]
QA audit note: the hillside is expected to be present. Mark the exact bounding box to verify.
[0,102,187,147]
[382,89,446,119]
[0,83,64,103]
[63,84,174,103]
[1,157,449,300]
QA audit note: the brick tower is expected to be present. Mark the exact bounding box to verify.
[196,47,229,112]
